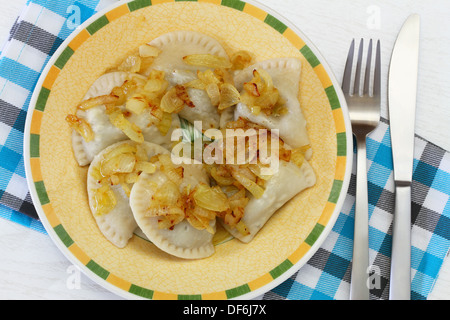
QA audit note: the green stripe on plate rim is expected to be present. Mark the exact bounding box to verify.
[328,179,344,204]
[304,223,325,247]
[86,260,110,280]
[221,0,246,11]
[30,134,40,158]
[336,132,347,157]
[54,224,75,248]
[264,14,288,34]
[178,294,202,300]
[270,259,294,279]
[226,284,251,299]
[36,87,50,112]
[127,0,152,12]
[54,46,75,70]
[34,181,50,206]
[86,15,110,35]
[129,284,154,299]
[300,45,321,68]
[325,86,341,110]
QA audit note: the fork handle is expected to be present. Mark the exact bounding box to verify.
[389,184,411,300]
[350,135,370,300]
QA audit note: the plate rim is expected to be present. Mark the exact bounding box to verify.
[23,0,353,300]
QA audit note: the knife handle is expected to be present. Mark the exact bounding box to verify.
[350,137,370,300]
[389,184,412,300]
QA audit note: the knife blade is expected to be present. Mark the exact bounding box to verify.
[388,14,420,300]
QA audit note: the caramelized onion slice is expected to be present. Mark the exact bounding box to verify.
[108,109,144,143]
[160,86,185,114]
[230,166,265,199]
[183,54,232,69]
[193,183,230,212]
[218,83,240,110]
[93,185,117,216]
[230,50,254,70]
[66,114,94,142]
[77,95,120,111]
[139,44,161,58]
[100,152,136,177]
[118,55,142,73]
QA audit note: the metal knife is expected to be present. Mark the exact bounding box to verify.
[388,14,420,300]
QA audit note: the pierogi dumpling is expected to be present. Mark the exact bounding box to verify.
[71,71,180,166]
[221,160,316,243]
[130,157,216,259]
[149,30,228,75]
[87,141,170,248]
[149,30,230,129]
[234,58,309,149]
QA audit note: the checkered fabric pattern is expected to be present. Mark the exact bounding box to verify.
[0,0,117,226]
[1,0,450,300]
[263,118,450,300]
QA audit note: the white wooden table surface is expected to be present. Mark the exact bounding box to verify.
[0,0,450,300]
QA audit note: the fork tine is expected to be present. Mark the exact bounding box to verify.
[354,38,364,96]
[342,39,355,94]
[363,39,373,96]
[373,40,381,97]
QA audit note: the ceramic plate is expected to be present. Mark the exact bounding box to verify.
[24,0,352,300]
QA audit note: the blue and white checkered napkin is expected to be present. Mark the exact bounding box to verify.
[1,0,449,300]
[263,119,450,300]
[0,0,117,232]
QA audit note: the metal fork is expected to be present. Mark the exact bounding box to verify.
[342,39,381,300]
